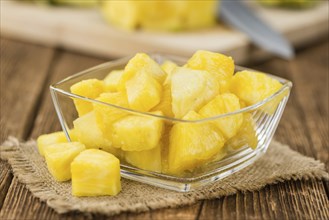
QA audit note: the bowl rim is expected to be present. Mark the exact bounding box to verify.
[50,53,293,123]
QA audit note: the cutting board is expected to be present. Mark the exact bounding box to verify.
[1,1,328,64]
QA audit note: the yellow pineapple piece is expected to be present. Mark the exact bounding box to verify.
[152,61,176,117]
[225,113,258,150]
[152,82,173,118]
[261,88,289,114]
[139,1,186,31]
[171,67,219,118]
[184,1,217,29]
[71,149,121,196]
[100,1,216,31]
[168,111,225,175]
[93,92,129,140]
[112,111,164,151]
[229,71,283,106]
[125,70,162,112]
[186,50,234,93]
[37,130,78,156]
[73,111,121,157]
[101,1,141,30]
[161,60,178,75]
[199,93,243,139]
[119,53,166,90]
[70,79,105,116]
[125,144,162,172]
[44,142,85,182]
[104,70,124,92]
[160,123,173,173]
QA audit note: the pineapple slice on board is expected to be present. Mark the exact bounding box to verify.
[168,111,225,175]
[44,142,85,182]
[71,149,121,196]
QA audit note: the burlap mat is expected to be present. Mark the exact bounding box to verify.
[0,137,328,216]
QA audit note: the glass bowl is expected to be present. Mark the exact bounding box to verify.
[50,54,292,192]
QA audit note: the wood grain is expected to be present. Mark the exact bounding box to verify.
[0,38,328,220]
[1,1,328,63]
[0,38,54,210]
[0,38,54,142]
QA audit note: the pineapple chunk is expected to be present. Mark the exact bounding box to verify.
[171,67,219,118]
[168,111,225,175]
[199,93,243,139]
[44,142,85,182]
[119,53,166,89]
[161,60,178,75]
[70,79,105,116]
[152,62,176,117]
[184,1,217,29]
[230,71,283,106]
[101,1,141,30]
[100,1,216,31]
[93,92,129,140]
[152,82,173,117]
[225,113,258,150]
[125,144,162,172]
[73,111,121,157]
[186,50,234,93]
[71,149,121,196]
[37,130,78,156]
[112,111,164,151]
[104,70,124,92]
[125,70,162,112]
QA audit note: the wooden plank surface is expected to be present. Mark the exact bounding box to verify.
[0,38,328,219]
[1,1,328,63]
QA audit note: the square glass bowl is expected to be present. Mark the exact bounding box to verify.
[50,54,292,192]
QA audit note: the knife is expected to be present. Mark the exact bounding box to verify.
[220,0,294,59]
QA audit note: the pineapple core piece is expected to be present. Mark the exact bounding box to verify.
[70,79,105,116]
[73,111,120,157]
[168,111,225,175]
[125,144,162,172]
[37,130,77,156]
[186,50,234,93]
[171,67,219,118]
[112,111,164,151]
[225,113,258,150]
[71,149,121,196]
[230,71,283,106]
[104,70,124,92]
[199,93,243,139]
[93,92,129,140]
[44,142,85,182]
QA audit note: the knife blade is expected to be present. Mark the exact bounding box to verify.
[220,0,294,59]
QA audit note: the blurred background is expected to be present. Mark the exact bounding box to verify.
[1,0,328,64]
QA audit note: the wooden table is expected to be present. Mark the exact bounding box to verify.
[0,37,328,220]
